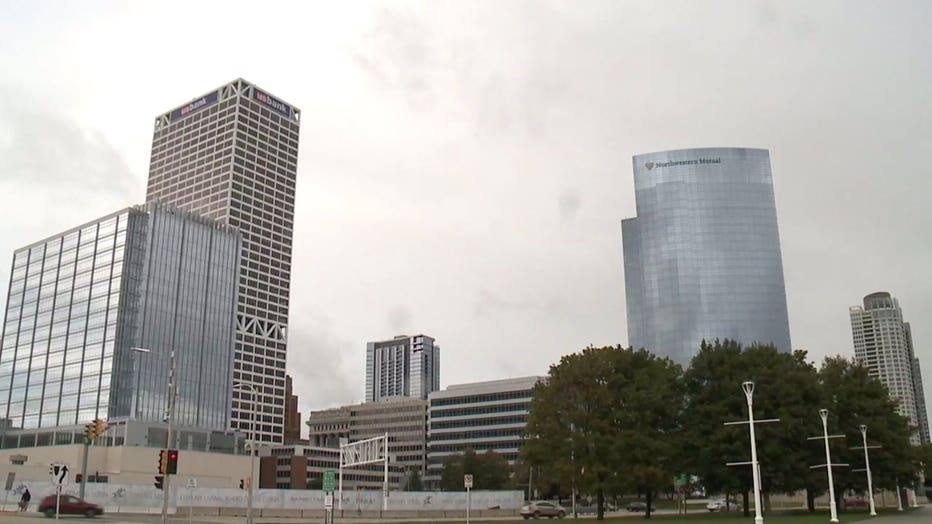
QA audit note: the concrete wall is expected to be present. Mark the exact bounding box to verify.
[0,477,524,515]
[0,445,250,489]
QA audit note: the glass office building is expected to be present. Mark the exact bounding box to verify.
[0,204,240,431]
[622,147,792,365]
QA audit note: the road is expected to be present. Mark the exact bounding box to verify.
[1,505,928,524]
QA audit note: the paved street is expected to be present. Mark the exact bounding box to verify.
[0,505,928,524]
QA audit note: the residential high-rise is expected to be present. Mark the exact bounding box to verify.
[146,79,301,442]
[0,204,240,431]
[365,334,439,402]
[622,147,792,365]
[850,292,930,444]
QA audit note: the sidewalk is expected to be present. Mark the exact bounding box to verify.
[855,505,931,524]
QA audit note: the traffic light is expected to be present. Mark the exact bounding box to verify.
[154,475,164,490]
[75,473,83,483]
[158,449,168,474]
[84,418,107,441]
[239,478,244,489]
[93,418,107,438]
[166,449,179,474]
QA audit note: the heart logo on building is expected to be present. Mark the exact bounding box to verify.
[645,162,654,170]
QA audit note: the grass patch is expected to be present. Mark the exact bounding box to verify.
[388,507,918,524]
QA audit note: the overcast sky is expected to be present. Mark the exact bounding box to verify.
[1,1,930,431]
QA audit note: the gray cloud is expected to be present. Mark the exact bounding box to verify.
[0,0,930,419]
[286,313,360,416]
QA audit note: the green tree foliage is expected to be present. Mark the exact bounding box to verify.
[816,356,916,503]
[523,345,682,520]
[439,449,511,490]
[680,341,821,514]
[405,468,424,491]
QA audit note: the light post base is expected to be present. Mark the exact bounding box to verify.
[754,516,763,524]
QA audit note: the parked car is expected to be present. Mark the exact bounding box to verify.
[520,501,567,519]
[845,497,870,508]
[38,494,103,518]
[706,499,736,512]
[626,501,652,512]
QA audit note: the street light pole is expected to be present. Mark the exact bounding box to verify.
[857,425,877,516]
[234,383,258,524]
[819,410,839,524]
[743,382,764,524]
[724,382,779,524]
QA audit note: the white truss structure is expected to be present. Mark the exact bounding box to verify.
[339,434,389,511]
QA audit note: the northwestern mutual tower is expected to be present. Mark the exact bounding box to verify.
[622,147,791,364]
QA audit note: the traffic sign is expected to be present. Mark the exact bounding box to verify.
[464,474,473,489]
[50,463,69,486]
[323,470,336,492]
[324,492,334,509]
[186,477,198,489]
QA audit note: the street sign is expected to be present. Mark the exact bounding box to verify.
[50,463,69,486]
[324,492,334,509]
[464,474,473,489]
[323,470,336,492]
[674,474,688,487]
[4,472,14,491]
[186,477,197,489]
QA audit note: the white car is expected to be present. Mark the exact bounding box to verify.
[706,499,735,512]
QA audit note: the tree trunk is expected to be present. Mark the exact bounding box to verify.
[596,487,604,520]
[805,486,816,513]
[742,490,750,516]
[645,491,653,519]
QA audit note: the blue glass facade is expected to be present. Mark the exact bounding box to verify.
[0,204,240,431]
[622,147,791,365]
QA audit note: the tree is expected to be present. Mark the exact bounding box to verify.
[439,448,511,490]
[405,468,424,491]
[816,356,916,509]
[680,341,821,515]
[524,345,682,520]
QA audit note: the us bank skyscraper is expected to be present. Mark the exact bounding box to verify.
[147,79,300,443]
[621,147,792,365]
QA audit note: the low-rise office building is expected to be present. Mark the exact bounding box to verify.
[296,397,427,490]
[426,376,542,485]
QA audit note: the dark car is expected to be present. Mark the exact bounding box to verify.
[38,494,104,518]
[626,501,652,512]
[520,501,567,519]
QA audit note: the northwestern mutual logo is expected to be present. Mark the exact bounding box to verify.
[645,157,721,170]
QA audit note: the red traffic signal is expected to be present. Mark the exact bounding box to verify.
[166,449,179,474]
